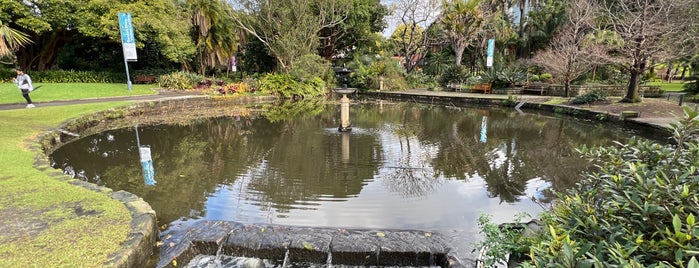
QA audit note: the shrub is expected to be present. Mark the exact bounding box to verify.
[530,74,540,82]
[523,107,699,267]
[290,54,335,86]
[159,71,203,90]
[570,89,607,104]
[539,73,553,82]
[32,70,123,83]
[437,64,469,87]
[258,73,325,99]
[497,66,527,88]
[347,55,407,91]
[406,72,438,89]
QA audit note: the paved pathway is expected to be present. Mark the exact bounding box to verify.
[0,92,205,111]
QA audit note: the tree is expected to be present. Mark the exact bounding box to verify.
[389,0,441,73]
[4,0,194,71]
[317,0,388,60]
[232,0,349,72]
[0,20,32,63]
[531,0,603,97]
[439,0,491,66]
[598,0,697,102]
[186,0,239,74]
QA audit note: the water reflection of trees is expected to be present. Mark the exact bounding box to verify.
[356,102,631,204]
[50,101,637,224]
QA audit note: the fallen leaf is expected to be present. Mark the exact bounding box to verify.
[172,259,177,267]
[169,242,175,248]
[156,241,164,247]
[165,234,172,240]
[376,232,385,237]
[303,241,313,250]
[424,232,432,237]
[260,227,265,233]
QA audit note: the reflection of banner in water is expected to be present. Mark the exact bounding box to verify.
[480,116,488,143]
[139,146,156,185]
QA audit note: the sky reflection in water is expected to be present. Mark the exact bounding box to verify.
[50,101,639,232]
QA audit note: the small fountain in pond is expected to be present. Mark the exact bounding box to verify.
[333,67,357,132]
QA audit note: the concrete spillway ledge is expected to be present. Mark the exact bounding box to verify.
[157,221,468,267]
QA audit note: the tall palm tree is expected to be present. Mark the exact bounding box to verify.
[186,0,238,75]
[0,21,32,63]
[440,0,488,66]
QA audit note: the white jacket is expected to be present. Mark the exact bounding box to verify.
[15,74,33,91]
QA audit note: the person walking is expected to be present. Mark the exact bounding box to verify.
[13,67,35,108]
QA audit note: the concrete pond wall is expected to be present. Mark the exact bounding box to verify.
[157,221,469,268]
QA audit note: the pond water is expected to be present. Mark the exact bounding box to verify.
[50,101,644,232]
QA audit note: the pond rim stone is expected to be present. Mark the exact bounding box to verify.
[156,220,469,267]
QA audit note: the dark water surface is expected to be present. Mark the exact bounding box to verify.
[50,101,645,232]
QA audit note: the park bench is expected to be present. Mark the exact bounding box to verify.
[446,83,463,91]
[521,83,547,95]
[470,83,492,94]
[134,75,157,84]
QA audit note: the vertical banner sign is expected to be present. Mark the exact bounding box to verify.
[486,39,495,68]
[231,56,237,72]
[480,116,488,143]
[139,146,157,186]
[118,12,137,61]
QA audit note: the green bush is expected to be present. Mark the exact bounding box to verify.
[523,107,699,267]
[539,73,553,82]
[347,55,407,91]
[406,72,438,89]
[530,74,540,82]
[159,71,203,90]
[437,64,469,87]
[290,54,335,86]
[570,89,607,104]
[258,73,325,99]
[497,66,527,88]
[31,70,124,83]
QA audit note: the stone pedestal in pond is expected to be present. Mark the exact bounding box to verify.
[334,88,356,132]
[156,221,471,267]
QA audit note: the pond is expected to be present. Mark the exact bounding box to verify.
[50,101,644,234]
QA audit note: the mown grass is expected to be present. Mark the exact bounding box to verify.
[0,83,157,104]
[0,101,135,267]
[647,81,691,92]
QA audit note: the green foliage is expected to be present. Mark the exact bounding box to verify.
[685,76,699,93]
[501,94,518,107]
[258,73,325,99]
[570,89,607,104]
[474,213,534,267]
[497,66,527,88]
[530,74,541,82]
[406,72,438,89]
[159,71,204,90]
[347,55,407,91]
[289,54,335,86]
[525,107,699,267]
[437,64,469,87]
[30,70,124,83]
[539,73,553,82]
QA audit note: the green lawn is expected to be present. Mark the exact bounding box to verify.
[0,102,135,267]
[647,81,691,92]
[0,83,158,104]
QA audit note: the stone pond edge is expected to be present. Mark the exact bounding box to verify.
[30,92,676,268]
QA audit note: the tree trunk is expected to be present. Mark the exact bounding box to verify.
[624,68,643,102]
[454,44,465,66]
[680,65,687,80]
[564,79,571,98]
